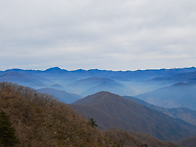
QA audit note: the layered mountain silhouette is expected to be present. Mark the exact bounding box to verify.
[43,66,196,81]
[152,70,196,82]
[71,91,196,141]
[124,96,196,126]
[49,84,65,89]
[0,71,48,88]
[1,67,196,97]
[136,82,196,110]
[36,88,81,103]
[67,76,132,96]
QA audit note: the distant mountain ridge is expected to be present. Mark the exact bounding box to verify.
[1,66,196,97]
[136,82,196,110]
[2,66,196,81]
[67,76,131,96]
[152,70,196,82]
[0,71,47,88]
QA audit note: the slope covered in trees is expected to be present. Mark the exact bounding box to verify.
[0,82,118,147]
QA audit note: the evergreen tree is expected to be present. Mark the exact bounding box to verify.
[0,111,20,147]
[88,117,98,128]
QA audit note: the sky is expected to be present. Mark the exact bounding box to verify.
[1,0,196,71]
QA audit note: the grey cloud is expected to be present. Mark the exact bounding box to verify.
[0,0,196,70]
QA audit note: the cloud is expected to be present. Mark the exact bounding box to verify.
[0,0,196,70]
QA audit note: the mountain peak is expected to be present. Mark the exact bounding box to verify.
[72,91,125,105]
[172,82,188,87]
[94,91,113,96]
[45,67,62,71]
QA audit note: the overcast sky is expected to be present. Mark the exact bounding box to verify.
[1,0,196,71]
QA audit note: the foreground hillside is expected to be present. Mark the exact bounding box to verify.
[0,82,179,147]
[0,82,118,147]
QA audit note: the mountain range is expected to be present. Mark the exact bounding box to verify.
[152,71,196,82]
[66,76,132,96]
[1,66,196,98]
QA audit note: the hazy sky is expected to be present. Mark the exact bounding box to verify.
[1,0,196,71]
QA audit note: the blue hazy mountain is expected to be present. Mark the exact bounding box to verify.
[66,76,133,96]
[80,80,131,96]
[0,71,48,88]
[1,66,196,97]
[36,88,82,104]
[75,67,196,81]
[49,84,65,89]
[152,70,196,82]
[6,66,195,82]
[136,82,196,111]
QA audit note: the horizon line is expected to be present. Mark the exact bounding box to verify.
[1,66,196,72]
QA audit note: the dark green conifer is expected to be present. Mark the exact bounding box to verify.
[88,117,98,128]
[0,111,20,147]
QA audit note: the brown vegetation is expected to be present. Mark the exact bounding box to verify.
[0,82,118,147]
[104,129,179,147]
